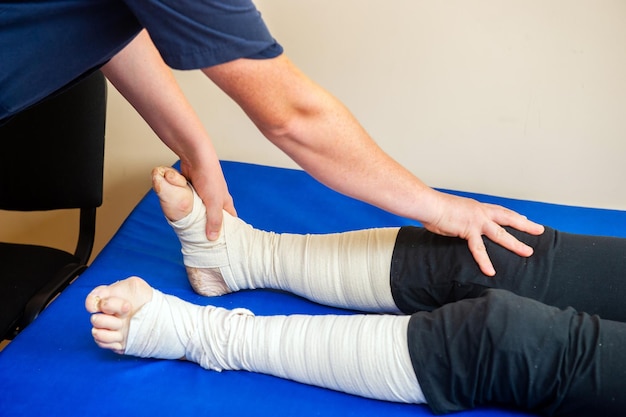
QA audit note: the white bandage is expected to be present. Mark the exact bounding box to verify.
[167,192,229,269]
[169,190,401,313]
[125,289,198,360]
[125,289,425,404]
[186,305,426,404]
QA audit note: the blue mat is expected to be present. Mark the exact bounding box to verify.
[1,161,625,417]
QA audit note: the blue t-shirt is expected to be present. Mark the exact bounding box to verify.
[0,0,283,120]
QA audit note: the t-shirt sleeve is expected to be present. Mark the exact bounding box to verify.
[122,0,284,69]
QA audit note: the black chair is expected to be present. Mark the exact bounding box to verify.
[0,71,106,340]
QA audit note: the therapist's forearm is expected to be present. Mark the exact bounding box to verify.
[204,54,433,221]
[273,97,433,220]
[204,54,544,276]
[101,30,216,165]
[102,30,235,238]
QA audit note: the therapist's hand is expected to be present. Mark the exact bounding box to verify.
[420,190,545,276]
[181,159,237,241]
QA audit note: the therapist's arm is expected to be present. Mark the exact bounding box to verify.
[102,30,235,240]
[203,54,545,276]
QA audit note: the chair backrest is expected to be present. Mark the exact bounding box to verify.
[0,72,107,340]
[0,71,106,211]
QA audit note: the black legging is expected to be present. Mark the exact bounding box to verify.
[407,289,626,416]
[391,227,626,416]
[391,226,626,321]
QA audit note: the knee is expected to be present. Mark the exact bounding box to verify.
[453,288,579,367]
[409,289,601,414]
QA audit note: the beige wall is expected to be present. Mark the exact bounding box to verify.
[2,0,625,261]
[183,0,626,210]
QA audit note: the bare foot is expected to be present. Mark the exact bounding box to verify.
[151,166,194,222]
[86,277,153,355]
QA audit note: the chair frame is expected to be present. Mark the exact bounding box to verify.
[0,71,106,340]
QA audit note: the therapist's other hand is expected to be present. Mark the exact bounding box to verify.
[421,190,545,277]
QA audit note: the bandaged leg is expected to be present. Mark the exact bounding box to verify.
[407,289,626,415]
[117,280,424,404]
[156,167,400,313]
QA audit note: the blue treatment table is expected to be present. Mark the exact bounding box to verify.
[1,161,625,417]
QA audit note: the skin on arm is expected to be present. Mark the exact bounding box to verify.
[102,30,235,240]
[203,54,544,276]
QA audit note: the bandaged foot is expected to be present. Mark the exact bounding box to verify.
[86,276,162,356]
[86,277,424,404]
[86,276,253,361]
[152,166,230,296]
[153,166,401,313]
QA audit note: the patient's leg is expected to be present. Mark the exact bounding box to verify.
[87,278,626,415]
[152,166,400,313]
[391,225,626,322]
[408,289,626,415]
[85,277,425,404]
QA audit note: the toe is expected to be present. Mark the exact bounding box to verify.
[92,327,124,344]
[151,167,166,193]
[91,312,124,331]
[92,328,125,353]
[98,296,132,317]
[163,167,188,187]
[85,285,111,313]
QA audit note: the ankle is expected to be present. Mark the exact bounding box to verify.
[185,305,254,371]
[187,267,231,297]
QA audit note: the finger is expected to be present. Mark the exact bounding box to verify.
[467,234,496,277]
[205,202,224,241]
[488,204,545,235]
[223,198,237,218]
[483,221,534,257]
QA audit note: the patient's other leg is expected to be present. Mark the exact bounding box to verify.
[85,277,425,405]
[152,166,400,313]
